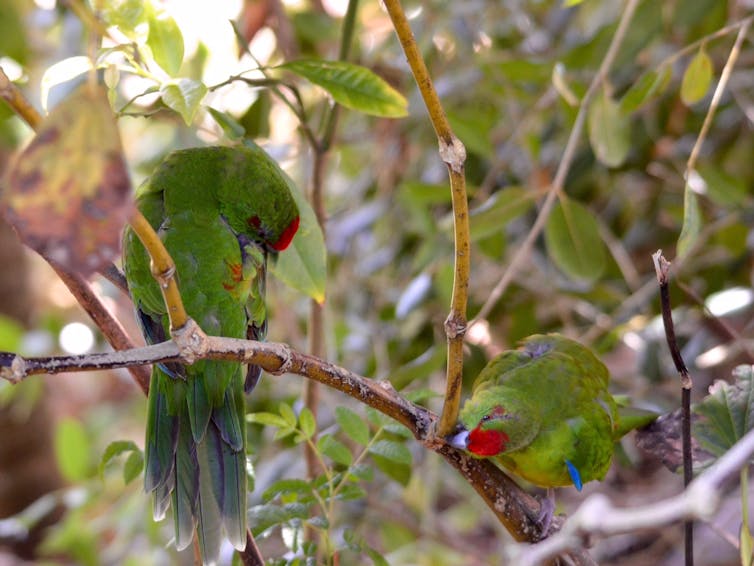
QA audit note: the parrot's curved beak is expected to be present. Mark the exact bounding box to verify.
[447,428,470,450]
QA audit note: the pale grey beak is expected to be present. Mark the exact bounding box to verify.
[447,429,470,450]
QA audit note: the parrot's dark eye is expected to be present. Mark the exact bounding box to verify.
[481,414,492,422]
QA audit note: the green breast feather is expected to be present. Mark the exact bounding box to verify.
[123,145,299,564]
[449,334,658,490]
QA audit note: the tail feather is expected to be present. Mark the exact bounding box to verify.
[195,427,225,566]
[173,410,199,551]
[152,475,173,522]
[220,437,247,550]
[211,386,244,451]
[187,371,212,443]
[145,370,178,494]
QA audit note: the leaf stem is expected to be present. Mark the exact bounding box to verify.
[382,0,470,438]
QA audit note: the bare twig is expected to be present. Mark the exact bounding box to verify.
[652,250,694,566]
[382,0,470,438]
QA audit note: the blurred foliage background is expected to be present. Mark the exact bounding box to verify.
[0,0,753,564]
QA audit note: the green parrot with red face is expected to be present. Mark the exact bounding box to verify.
[123,145,299,564]
[449,334,657,492]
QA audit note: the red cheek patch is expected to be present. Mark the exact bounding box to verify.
[271,216,299,251]
[468,427,509,456]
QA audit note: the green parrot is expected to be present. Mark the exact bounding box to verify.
[123,145,300,564]
[448,334,657,492]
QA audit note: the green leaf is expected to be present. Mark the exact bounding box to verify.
[620,66,672,114]
[268,157,327,303]
[588,88,631,167]
[102,0,146,37]
[677,180,701,259]
[278,403,298,428]
[693,365,754,459]
[0,314,23,351]
[298,407,316,439]
[317,434,353,466]
[369,440,411,466]
[207,107,246,140]
[99,440,139,475]
[697,164,750,207]
[247,411,289,428]
[467,187,536,241]
[335,406,370,446]
[123,450,144,484]
[55,418,90,482]
[263,479,314,503]
[248,502,311,536]
[544,196,606,282]
[681,48,713,106]
[160,79,207,125]
[277,59,408,118]
[146,8,184,75]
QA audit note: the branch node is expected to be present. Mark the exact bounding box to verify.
[438,135,466,174]
[444,312,467,340]
[171,318,208,365]
[268,345,294,375]
[1,355,27,383]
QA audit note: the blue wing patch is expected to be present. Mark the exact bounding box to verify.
[565,460,583,491]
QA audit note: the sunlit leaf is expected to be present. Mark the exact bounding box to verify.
[102,0,147,37]
[55,418,90,482]
[544,196,606,281]
[3,83,133,276]
[160,79,207,125]
[588,88,631,167]
[100,440,140,475]
[681,47,713,106]
[146,7,184,75]
[277,59,408,118]
[39,56,93,112]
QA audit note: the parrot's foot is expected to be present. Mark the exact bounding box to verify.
[535,488,556,537]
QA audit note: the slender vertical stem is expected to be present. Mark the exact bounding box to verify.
[653,250,694,566]
[382,0,470,437]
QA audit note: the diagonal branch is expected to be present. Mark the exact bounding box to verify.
[0,336,578,554]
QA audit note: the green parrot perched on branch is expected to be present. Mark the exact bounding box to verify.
[123,145,300,564]
[449,334,657,494]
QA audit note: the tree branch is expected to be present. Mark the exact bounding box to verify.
[0,335,587,556]
[382,0,470,438]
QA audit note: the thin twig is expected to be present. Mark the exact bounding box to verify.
[382,0,470,438]
[471,0,641,326]
[652,250,694,566]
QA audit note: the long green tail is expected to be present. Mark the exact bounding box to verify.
[144,365,247,564]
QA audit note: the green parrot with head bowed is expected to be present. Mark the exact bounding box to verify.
[449,334,657,492]
[123,145,300,564]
